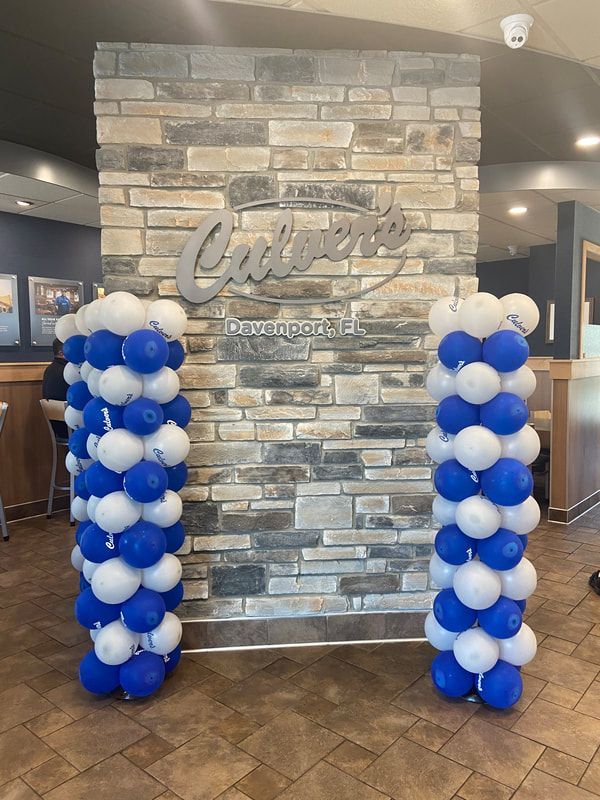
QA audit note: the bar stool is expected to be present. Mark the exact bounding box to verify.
[0,402,9,541]
[40,399,73,521]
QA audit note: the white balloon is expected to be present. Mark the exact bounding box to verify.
[95,491,142,534]
[71,544,85,572]
[455,495,501,539]
[65,451,92,475]
[497,496,540,535]
[426,363,457,402]
[82,559,100,582]
[91,558,141,604]
[75,304,92,335]
[499,366,536,400]
[458,292,504,339]
[453,628,499,674]
[499,557,537,600]
[55,313,79,343]
[499,425,540,465]
[424,610,459,651]
[71,496,89,522]
[145,299,187,341]
[453,425,501,472]
[100,291,146,337]
[429,552,459,589]
[428,296,463,338]
[87,433,101,461]
[432,494,458,526]
[499,293,540,337]
[85,299,105,332]
[455,362,501,405]
[141,553,182,593]
[142,367,180,405]
[453,561,501,610]
[87,494,101,523]
[426,426,455,464]
[64,362,81,386]
[64,405,84,430]
[497,623,537,666]
[143,425,190,468]
[142,490,182,528]
[87,368,103,398]
[97,429,144,473]
[94,620,140,665]
[90,628,100,642]
[139,612,182,656]
[99,365,143,406]
[80,361,93,382]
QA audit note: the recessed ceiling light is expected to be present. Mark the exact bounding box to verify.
[576,134,600,148]
[508,206,528,215]
[15,199,33,207]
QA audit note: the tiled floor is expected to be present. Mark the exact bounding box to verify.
[0,510,599,800]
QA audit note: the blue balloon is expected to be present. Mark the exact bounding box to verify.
[438,331,483,372]
[165,462,187,492]
[433,588,477,632]
[166,340,185,370]
[480,458,533,506]
[69,427,91,459]
[83,397,124,435]
[436,395,480,435]
[74,472,91,501]
[124,461,168,503]
[63,335,87,365]
[480,392,528,435]
[80,650,121,694]
[161,395,191,428]
[435,524,477,565]
[80,524,122,563]
[477,528,523,571]
[76,520,93,546]
[163,645,182,675]
[477,659,523,709]
[75,587,121,629]
[79,574,91,592]
[122,329,169,374]
[161,581,184,611]
[163,521,185,554]
[120,587,166,633]
[67,381,93,411]
[119,521,166,569]
[434,459,480,502]
[518,534,528,550]
[478,596,523,639]
[515,599,527,613]
[122,397,164,436]
[84,329,125,370]
[120,650,166,697]
[482,330,529,372]
[431,651,474,698]
[85,461,124,497]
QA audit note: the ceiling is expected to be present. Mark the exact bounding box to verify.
[0,172,99,227]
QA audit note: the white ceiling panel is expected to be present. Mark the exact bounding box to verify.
[21,192,100,226]
[0,173,77,202]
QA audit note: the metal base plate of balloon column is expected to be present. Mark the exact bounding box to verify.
[463,691,484,704]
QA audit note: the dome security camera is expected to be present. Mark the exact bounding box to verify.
[500,14,534,49]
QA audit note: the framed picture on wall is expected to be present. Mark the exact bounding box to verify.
[545,300,555,344]
[28,276,84,346]
[0,273,21,346]
[92,283,105,300]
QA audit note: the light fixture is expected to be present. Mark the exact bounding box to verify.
[576,134,600,149]
[15,199,33,207]
[508,206,528,215]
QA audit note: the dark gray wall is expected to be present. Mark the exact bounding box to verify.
[0,211,101,362]
[476,257,529,297]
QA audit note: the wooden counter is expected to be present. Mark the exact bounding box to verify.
[0,362,69,521]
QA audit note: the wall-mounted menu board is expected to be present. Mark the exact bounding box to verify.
[0,274,20,346]
[28,276,84,346]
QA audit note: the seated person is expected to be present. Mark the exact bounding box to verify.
[42,338,69,440]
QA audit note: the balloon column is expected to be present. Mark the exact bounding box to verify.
[57,293,190,698]
[425,292,541,709]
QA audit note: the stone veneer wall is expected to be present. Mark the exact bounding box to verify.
[94,43,480,622]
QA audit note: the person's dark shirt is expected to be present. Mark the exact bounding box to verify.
[55,295,71,316]
[42,357,69,440]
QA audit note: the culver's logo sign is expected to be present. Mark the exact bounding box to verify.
[176,193,411,305]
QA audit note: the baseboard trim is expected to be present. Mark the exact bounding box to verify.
[181,610,428,651]
[548,489,600,524]
[6,495,69,523]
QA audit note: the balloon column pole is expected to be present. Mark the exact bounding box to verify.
[425,292,541,709]
[57,294,190,698]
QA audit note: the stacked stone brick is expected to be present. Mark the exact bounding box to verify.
[94,44,480,620]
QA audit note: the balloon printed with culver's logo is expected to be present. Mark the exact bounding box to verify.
[425,291,540,708]
[55,293,188,698]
